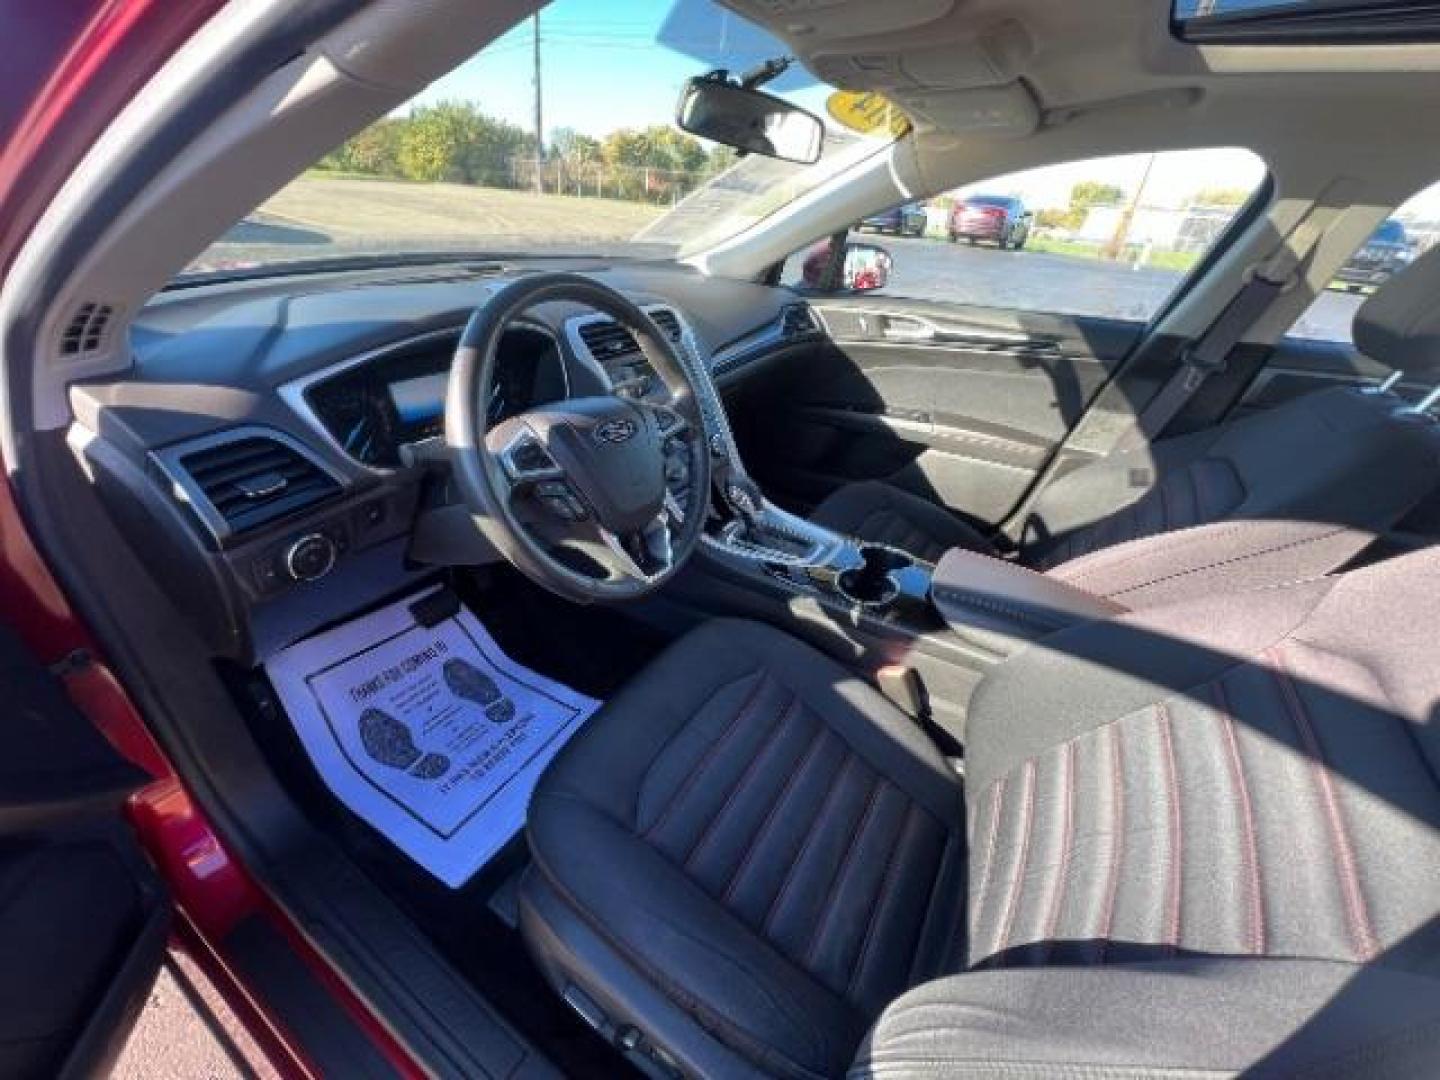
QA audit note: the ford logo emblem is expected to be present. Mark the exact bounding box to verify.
[595,418,637,444]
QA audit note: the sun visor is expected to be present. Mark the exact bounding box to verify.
[897,82,1039,139]
[718,0,956,41]
[808,23,1033,93]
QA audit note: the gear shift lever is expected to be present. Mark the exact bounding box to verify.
[722,475,766,536]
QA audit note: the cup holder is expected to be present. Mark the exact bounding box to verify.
[837,544,914,607]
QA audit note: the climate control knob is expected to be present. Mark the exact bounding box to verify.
[284,533,337,582]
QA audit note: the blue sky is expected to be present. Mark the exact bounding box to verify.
[409,0,828,139]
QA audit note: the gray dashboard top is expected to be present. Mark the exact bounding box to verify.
[72,257,797,471]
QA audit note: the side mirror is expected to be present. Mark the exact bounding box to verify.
[802,241,893,293]
[676,77,824,165]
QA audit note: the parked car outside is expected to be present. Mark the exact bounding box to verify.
[1333,218,1415,291]
[949,194,1032,248]
[859,201,927,236]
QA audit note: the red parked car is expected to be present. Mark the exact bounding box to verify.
[948,193,1032,248]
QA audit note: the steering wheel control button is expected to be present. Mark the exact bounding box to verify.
[501,432,563,481]
[285,533,338,582]
[535,480,588,522]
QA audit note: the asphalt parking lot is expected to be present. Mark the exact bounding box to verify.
[863,235,1364,341]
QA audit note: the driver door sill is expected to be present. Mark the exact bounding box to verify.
[25,432,565,1079]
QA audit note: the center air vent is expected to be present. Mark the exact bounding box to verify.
[576,308,683,362]
[174,434,340,537]
[780,303,820,339]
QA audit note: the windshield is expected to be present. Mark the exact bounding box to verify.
[185,0,896,279]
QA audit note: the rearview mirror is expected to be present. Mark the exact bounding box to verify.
[676,77,824,165]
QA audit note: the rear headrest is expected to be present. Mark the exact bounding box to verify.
[1353,244,1440,375]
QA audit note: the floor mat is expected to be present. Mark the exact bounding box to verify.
[265,586,599,887]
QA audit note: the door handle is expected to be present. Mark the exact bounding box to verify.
[881,315,935,342]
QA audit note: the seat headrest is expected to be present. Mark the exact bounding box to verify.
[1352,244,1440,376]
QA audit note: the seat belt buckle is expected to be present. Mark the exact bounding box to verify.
[1178,346,1227,392]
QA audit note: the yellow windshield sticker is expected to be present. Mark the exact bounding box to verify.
[825,91,910,137]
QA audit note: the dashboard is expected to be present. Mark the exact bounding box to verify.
[67,258,825,662]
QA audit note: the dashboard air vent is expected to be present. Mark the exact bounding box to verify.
[649,308,683,342]
[177,435,340,536]
[60,302,115,357]
[780,303,820,340]
[577,309,683,362]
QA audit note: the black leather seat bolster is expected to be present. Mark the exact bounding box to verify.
[852,959,1440,1079]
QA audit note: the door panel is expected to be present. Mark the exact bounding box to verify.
[740,295,1143,526]
[0,625,167,1079]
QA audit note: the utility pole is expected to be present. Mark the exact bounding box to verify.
[532,13,544,194]
[1102,152,1157,261]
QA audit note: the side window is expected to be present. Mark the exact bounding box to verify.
[1287,179,1440,343]
[783,148,1267,323]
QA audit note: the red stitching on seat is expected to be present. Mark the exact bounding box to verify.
[991,760,1037,961]
[720,709,823,905]
[762,752,853,934]
[847,801,915,997]
[643,672,770,839]
[1097,722,1126,961]
[1212,678,1266,955]
[1157,701,1183,954]
[682,691,799,867]
[1268,646,1379,962]
[1040,741,1076,962]
[802,775,885,967]
[967,776,1007,951]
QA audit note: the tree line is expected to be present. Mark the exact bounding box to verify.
[318,101,736,204]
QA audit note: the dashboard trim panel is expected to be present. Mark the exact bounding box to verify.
[277,319,564,475]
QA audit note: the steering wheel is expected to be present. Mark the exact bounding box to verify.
[445,273,712,603]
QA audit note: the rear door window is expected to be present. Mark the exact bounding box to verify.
[1287,180,1440,343]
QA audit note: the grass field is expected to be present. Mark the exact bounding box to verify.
[195,173,670,269]
[1027,234,1202,273]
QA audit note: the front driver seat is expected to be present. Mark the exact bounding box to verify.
[520,550,1440,1078]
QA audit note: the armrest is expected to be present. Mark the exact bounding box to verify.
[930,548,1124,656]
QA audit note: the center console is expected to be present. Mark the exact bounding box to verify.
[701,495,942,634]
[661,311,1123,739]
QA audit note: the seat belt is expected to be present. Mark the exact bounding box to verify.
[1115,210,1329,453]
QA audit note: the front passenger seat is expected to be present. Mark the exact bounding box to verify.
[810,257,1440,605]
[520,551,1440,1078]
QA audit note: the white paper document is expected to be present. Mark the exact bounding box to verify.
[265,589,600,887]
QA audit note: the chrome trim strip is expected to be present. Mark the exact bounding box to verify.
[710,303,820,376]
